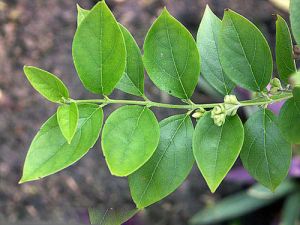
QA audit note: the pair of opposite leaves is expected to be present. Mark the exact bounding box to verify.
[21,1,293,209]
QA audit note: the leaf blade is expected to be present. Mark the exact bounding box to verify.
[57,102,79,144]
[240,109,291,191]
[116,25,145,96]
[290,0,300,45]
[129,114,194,208]
[197,5,235,95]
[20,104,103,183]
[72,1,126,95]
[23,66,69,103]
[193,113,244,192]
[143,8,201,99]
[101,105,160,177]
[276,15,297,83]
[219,10,273,91]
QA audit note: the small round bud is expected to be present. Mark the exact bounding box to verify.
[192,107,206,119]
[211,104,226,126]
[270,78,282,89]
[224,95,240,116]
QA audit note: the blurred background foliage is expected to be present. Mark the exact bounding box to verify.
[0,0,299,224]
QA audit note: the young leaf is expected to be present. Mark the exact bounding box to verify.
[219,9,273,92]
[240,109,291,191]
[143,8,201,99]
[290,0,300,45]
[72,1,126,95]
[57,102,79,144]
[77,4,89,26]
[276,15,296,83]
[116,25,144,96]
[129,114,194,209]
[197,5,235,95]
[279,91,300,144]
[20,104,103,183]
[23,66,69,103]
[193,113,244,192]
[101,105,160,177]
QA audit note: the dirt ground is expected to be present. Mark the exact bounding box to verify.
[0,0,288,224]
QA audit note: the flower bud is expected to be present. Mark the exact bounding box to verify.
[211,104,226,126]
[224,95,240,116]
[192,107,206,119]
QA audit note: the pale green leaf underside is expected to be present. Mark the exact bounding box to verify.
[197,5,235,95]
[24,66,69,103]
[57,102,79,144]
[219,10,272,92]
[72,1,126,95]
[290,0,300,45]
[279,96,300,144]
[20,104,103,183]
[116,25,144,96]
[129,114,194,208]
[276,15,296,84]
[193,113,244,192]
[101,105,160,177]
[143,8,201,99]
[240,109,291,191]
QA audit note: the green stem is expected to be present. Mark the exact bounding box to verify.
[72,92,293,110]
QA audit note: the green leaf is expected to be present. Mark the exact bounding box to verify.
[219,9,273,92]
[88,207,139,225]
[101,105,160,176]
[189,180,297,225]
[23,66,69,103]
[57,102,79,144]
[290,0,300,45]
[77,4,89,26]
[278,94,300,144]
[280,192,300,225]
[129,114,194,208]
[20,104,103,183]
[143,8,201,99]
[240,109,291,191]
[197,5,235,95]
[276,15,297,83]
[193,113,244,192]
[116,25,144,96]
[72,1,126,95]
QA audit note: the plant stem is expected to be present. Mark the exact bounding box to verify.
[72,92,293,110]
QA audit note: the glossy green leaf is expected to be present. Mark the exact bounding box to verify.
[57,102,79,144]
[280,192,300,225]
[20,104,103,183]
[240,109,291,191]
[189,180,297,225]
[197,5,235,95]
[72,1,126,95]
[143,8,201,99]
[276,15,296,83]
[77,4,89,26]
[193,113,244,192]
[129,114,194,208]
[290,0,300,44]
[116,25,144,96]
[219,10,272,92]
[279,91,300,144]
[102,105,160,177]
[23,66,69,103]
